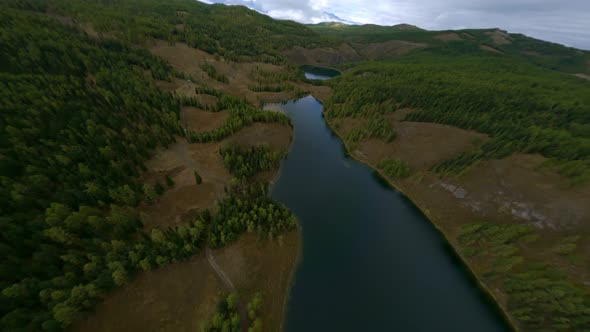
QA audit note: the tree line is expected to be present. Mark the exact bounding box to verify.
[7,0,332,64]
[220,143,285,179]
[201,292,264,332]
[326,52,590,184]
[187,96,291,143]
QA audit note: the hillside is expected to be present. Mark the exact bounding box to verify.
[303,22,590,75]
[311,20,590,332]
[1,0,590,331]
[0,1,315,331]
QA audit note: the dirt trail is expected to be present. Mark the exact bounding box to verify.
[206,248,249,331]
[180,110,248,331]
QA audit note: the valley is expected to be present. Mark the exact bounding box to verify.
[1,1,589,331]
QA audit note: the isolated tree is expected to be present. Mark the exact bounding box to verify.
[194,170,203,184]
[143,183,157,203]
[165,175,175,187]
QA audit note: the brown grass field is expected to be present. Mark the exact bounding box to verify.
[326,105,590,326]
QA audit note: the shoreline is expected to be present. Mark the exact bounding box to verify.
[267,112,302,332]
[269,92,519,331]
[320,104,520,332]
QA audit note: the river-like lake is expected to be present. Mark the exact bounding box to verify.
[267,94,509,332]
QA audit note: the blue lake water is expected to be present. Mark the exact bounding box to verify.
[268,95,509,332]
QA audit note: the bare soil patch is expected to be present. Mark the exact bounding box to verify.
[361,120,487,170]
[434,33,462,41]
[333,113,487,170]
[70,254,224,332]
[355,40,427,60]
[183,107,229,132]
[149,40,211,77]
[186,142,232,196]
[140,180,218,229]
[213,232,299,332]
[228,122,292,151]
[574,73,590,81]
[283,43,362,67]
[150,40,305,105]
[480,45,504,54]
[485,29,512,45]
[453,154,590,231]
[141,138,230,229]
[196,94,219,108]
[155,78,197,98]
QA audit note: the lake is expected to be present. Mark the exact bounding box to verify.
[267,95,509,332]
[300,65,341,80]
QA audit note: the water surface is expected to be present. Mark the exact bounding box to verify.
[268,95,508,332]
[300,65,341,80]
[304,72,335,80]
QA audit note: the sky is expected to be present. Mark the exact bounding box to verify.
[197,0,590,50]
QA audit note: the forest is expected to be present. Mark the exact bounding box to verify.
[210,140,294,247]
[0,7,193,330]
[0,3,297,330]
[220,143,285,179]
[2,0,590,330]
[326,52,590,184]
[458,223,590,331]
[6,0,331,63]
[186,98,291,143]
[308,23,590,75]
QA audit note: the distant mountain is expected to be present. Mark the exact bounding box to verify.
[306,23,590,75]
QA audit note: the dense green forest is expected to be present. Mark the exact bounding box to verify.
[0,2,297,330]
[0,7,192,330]
[210,142,295,247]
[458,223,590,331]
[6,0,329,63]
[342,114,397,146]
[326,53,590,184]
[220,144,285,179]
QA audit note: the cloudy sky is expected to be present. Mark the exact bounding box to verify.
[197,0,590,50]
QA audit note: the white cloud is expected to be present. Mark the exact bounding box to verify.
[197,0,590,50]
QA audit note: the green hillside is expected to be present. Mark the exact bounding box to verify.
[7,0,327,62]
[0,1,300,330]
[326,53,590,183]
[1,0,590,331]
[308,23,590,74]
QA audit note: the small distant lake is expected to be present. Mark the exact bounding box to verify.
[301,65,340,80]
[267,96,509,332]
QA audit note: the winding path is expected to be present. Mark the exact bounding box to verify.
[181,101,249,331]
[206,247,235,290]
[206,248,249,332]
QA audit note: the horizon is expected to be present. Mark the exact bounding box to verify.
[197,0,590,51]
